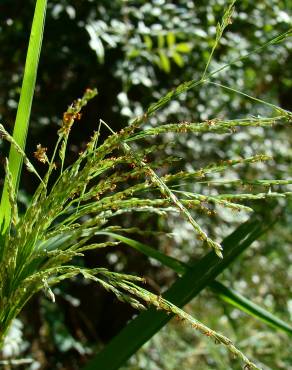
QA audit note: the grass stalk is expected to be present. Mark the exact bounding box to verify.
[0,0,47,234]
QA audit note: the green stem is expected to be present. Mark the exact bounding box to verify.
[0,0,47,234]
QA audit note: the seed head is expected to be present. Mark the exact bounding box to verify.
[34,144,48,164]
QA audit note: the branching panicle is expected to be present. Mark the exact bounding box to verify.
[1,92,290,367]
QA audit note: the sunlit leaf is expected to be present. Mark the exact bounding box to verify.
[172,51,184,67]
[158,50,171,73]
[143,34,153,50]
[167,32,175,47]
[175,42,192,53]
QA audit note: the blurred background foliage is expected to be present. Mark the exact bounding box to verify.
[0,0,291,369]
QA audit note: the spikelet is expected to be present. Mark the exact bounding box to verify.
[4,158,18,226]
[0,124,43,183]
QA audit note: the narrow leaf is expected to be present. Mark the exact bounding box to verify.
[96,232,186,275]
[104,231,292,337]
[209,281,292,336]
[172,51,184,67]
[0,0,47,234]
[158,51,171,73]
[83,216,271,370]
[175,42,192,53]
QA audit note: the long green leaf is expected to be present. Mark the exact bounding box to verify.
[209,281,292,336]
[83,216,271,370]
[96,231,186,275]
[0,0,47,234]
[99,229,292,336]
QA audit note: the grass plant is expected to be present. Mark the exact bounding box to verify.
[0,1,291,369]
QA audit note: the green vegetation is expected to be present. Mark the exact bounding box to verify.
[0,0,291,369]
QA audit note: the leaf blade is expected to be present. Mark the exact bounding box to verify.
[83,216,270,370]
[0,0,47,233]
[210,281,292,336]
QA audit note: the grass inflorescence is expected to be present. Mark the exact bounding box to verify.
[0,84,291,369]
[0,0,291,368]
